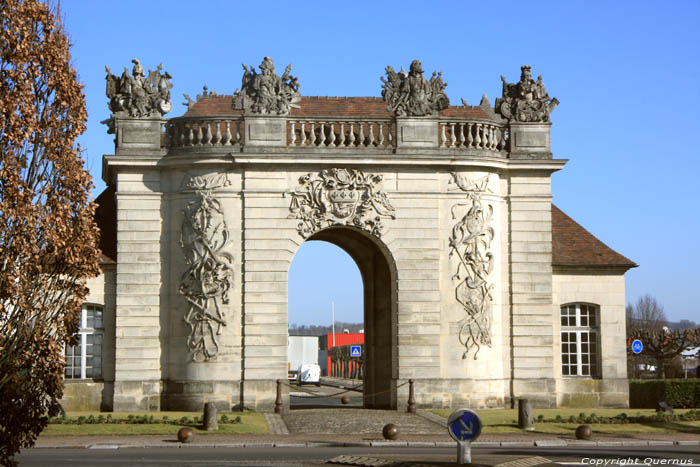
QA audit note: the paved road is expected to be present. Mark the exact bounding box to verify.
[290,382,363,409]
[16,445,700,467]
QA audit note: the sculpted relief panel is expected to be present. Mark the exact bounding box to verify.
[288,168,395,238]
[448,173,495,360]
[179,174,234,362]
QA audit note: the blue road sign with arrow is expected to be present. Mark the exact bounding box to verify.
[447,409,482,442]
[632,339,643,354]
[350,345,361,357]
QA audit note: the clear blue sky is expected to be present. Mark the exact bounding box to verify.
[62,0,700,324]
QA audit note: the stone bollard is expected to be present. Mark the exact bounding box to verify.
[203,402,218,431]
[406,379,416,413]
[517,398,534,431]
[275,379,283,414]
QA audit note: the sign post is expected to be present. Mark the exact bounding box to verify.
[632,339,643,355]
[447,408,482,465]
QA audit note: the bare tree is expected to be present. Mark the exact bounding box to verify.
[631,294,668,332]
[0,1,100,464]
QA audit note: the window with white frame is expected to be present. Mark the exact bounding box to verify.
[65,304,103,379]
[560,303,599,377]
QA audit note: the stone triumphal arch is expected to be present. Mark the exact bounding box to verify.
[65,58,636,412]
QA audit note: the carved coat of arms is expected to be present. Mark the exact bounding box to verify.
[381,60,449,116]
[288,168,396,238]
[495,65,559,123]
[232,56,301,115]
[105,59,173,117]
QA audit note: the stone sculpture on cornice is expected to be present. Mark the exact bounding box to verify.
[495,65,559,123]
[381,60,449,116]
[105,59,173,117]
[179,173,233,362]
[288,168,396,238]
[448,173,494,360]
[232,56,301,115]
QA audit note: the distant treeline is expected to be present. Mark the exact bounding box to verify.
[289,322,363,336]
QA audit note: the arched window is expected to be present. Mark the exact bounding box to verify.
[560,303,599,377]
[64,304,104,379]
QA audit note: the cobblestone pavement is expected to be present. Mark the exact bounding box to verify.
[283,409,445,436]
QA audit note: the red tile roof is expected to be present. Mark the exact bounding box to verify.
[552,204,637,270]
[181,95,493,119]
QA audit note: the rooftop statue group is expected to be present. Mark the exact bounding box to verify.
[105,59,173,118]
[381,60,450,117]
[232,56,301,115]
[104,57,558,124]
[495,65,559,123]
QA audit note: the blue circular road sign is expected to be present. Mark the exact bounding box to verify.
[632,339,643,354]
[447,408,482,442]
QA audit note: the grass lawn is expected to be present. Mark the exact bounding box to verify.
[41,411,268,436]
[431,408,700,435]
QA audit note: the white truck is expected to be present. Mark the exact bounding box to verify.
[287,336,319,384]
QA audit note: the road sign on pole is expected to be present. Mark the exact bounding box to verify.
[350,345,361,357]
[447,408,482,465]
[632,339,643,354]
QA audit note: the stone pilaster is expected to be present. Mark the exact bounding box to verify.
[112,182,163,411]
[508,174,556,407]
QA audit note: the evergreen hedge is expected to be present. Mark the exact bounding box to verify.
[629,379,700,408]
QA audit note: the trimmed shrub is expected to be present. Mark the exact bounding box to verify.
[629,379,700,408]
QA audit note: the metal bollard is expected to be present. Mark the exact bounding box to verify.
[274,379,283,414]
[407,379,416,413]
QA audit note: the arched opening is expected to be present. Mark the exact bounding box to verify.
[288,226,397,409]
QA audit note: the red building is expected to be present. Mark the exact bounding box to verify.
[318,332,364,377]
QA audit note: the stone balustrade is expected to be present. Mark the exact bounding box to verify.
[165,118,244,148]
[162,116,518,155]
[288,119,395,149]
[438,120,509,152]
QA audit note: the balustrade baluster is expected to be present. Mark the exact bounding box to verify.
[450,123,456,147]
[319,123,326,146]
[203,123,212,146]
[369,123,375,146]
[490,126,498,150]
[379,123,385,147]
[339,124,345,147]
[222,122,231,146]
[290,122,296,145]
[348,124,355,146]
[474,124,482,148]
[235,121,241,144]
[358,123,365,147]
[310,123,316,146]
[186,127,194,147]
[440,124,447,147]
[300,122,306,145]
[216,121,223,145]
[388,125,393,145]
[467,123,474,148]
[458,123,465,148]
[179,126,185,147]
[329,123,336,146]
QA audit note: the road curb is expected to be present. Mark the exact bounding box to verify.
[31,439,700,449]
